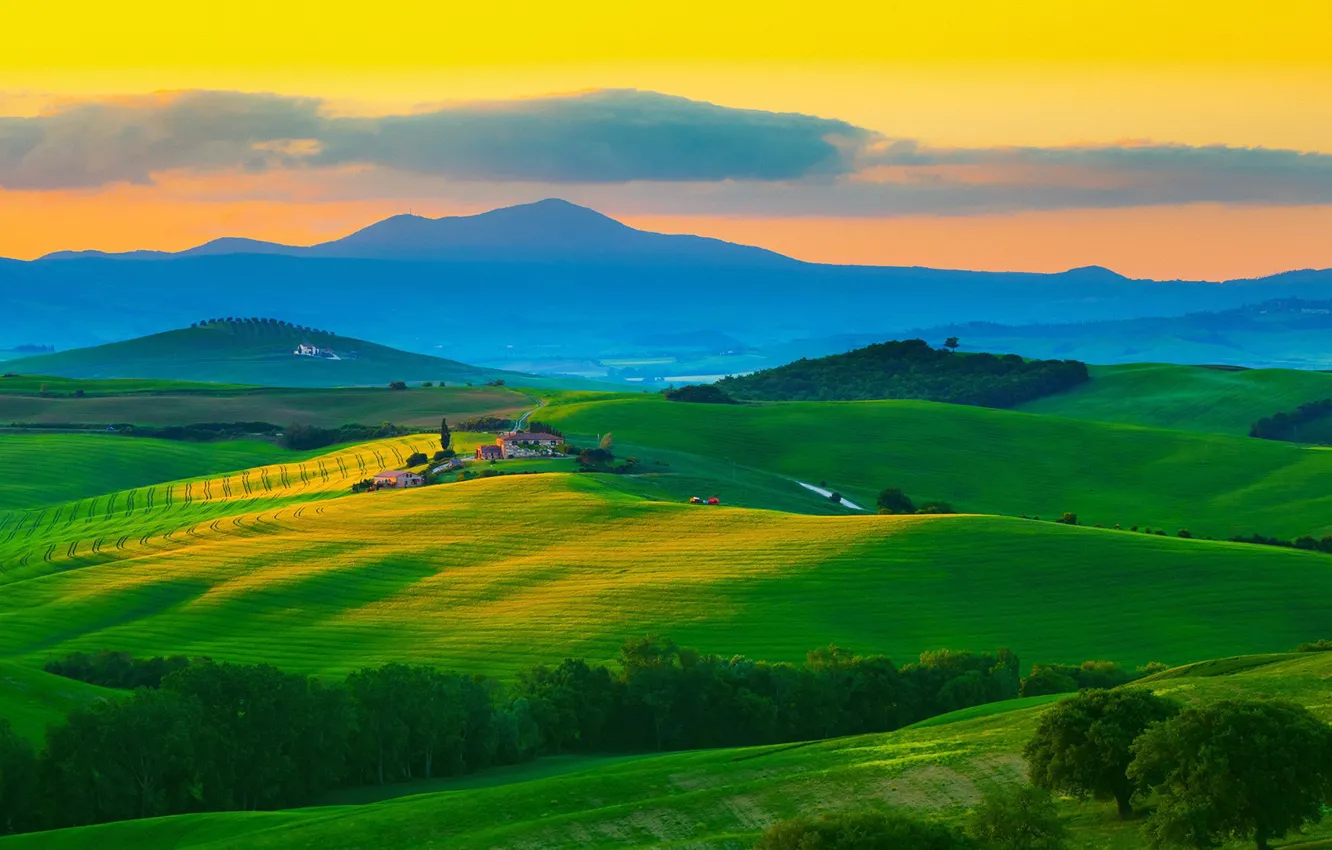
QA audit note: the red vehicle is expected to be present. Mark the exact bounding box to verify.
[706,496,721,506]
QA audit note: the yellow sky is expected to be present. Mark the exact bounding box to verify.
[2,1,1330,275]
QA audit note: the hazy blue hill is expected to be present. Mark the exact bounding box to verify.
[7,200,1332,366]
[1,321,572,388]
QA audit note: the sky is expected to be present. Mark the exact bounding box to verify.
[2,0,1330,279]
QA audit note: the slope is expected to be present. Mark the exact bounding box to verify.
[1017,363,1332,435]
[0,381,531,430]
[1,321,562,388]
[538,394,1332,539]
[0,434,304,512]
[0,661,120,743]
[4,653,1328,850]
[1,471,1329,677]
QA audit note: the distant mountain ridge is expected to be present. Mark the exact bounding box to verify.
[41,199,793,266]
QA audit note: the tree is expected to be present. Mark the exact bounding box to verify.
[1055,512,1078,525]
[756,809,977,849]
[1024,688,1179,819]
[440,418,452,453]
[944,336,961,351]
[1129,699,1332,850]
[388,381,407,391]
[876,487,916,514]
[0,719,35,835]
[405,452,428,467]
[966,784,1068,850]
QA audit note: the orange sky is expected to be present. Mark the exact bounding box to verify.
[2,1,1330,277]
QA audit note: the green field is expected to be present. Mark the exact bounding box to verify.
[4,652,1328,850]
[0,382,533,429]
[0,661,119,743]
[2,470,1329,677]
[538,393,1332,539]
[1,322,588,389]
[1018,363,1332,435]
[0,434,310,512]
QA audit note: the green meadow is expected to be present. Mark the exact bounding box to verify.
[1,472,1329,677]
[539,393,1332,538]
[0,382,532,428]
[0,434,304,512]
[1018,363,1332,435]
[3,653,1328,850]
[2,367,1332,849]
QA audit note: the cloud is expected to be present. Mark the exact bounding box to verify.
[1,88,1331,214]
[0,89,863,190]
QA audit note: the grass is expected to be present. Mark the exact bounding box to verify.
[0,661,119,743]
[1018,363,1332,435]
[1,472,1329,677]
[2,322,592,389]
[4,652,1329,850]
[0,434,309,512]
[0,376,253,394]
[0,382,534,429]
[537,393,1332,539]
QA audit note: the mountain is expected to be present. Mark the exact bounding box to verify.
[43,199,792,266]
[8,200,1332,372]
[0,320,579,388]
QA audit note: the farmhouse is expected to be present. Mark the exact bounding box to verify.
[475,444,504,461]
[497,431,563,458]
[372,470,424,488]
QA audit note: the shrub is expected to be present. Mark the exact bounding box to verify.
[755,809,977,849]
[405,452,428,467]
[1177,528,1192,539]
[1295,639,1332,652]
[420,381,433,387]
[828,492,843,503]
[916,501,956,514]
[388,381,407,390]
[1055,512,1078,525]
[966,784,1068,850]
[876,487,916,514]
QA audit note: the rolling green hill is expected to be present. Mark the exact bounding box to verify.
[539,393,1332,539]
[2,321,577,388]
[4,652,1328,850]
[2,469,1329,676]
[0,661,119,743]
[0,434,306,511]
[1017,363,1332,435]
[0,380,533,430]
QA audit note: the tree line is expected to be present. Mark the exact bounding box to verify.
[0,637,1151,834]
[716,339,1089,407]
[192,317,335,335]
[1249,398,1332,443]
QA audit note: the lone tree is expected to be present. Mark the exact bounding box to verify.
[1129,698,1332,850]
[1024,688,1179,819]
[440,418,451,453]
[876,487,916,515]
[944,336,961,351]
[966,784,1068,850]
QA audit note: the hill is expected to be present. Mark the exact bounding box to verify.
[2,470,1329,676]
[10,201,1332,369]
[912,298,1332,369]
[716,338,1089,406]
[1017,362,1332,435]
[1,320,566,388]
[538,393,1332,539]
[0,434,303,512]
[0,662,119,744]
[2,652,1327,850]
[0,379,532,430]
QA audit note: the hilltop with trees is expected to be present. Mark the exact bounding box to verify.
[716,339,1088,407]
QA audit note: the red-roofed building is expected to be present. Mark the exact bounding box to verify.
[373,470,424,488]
[476,444,503,461]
